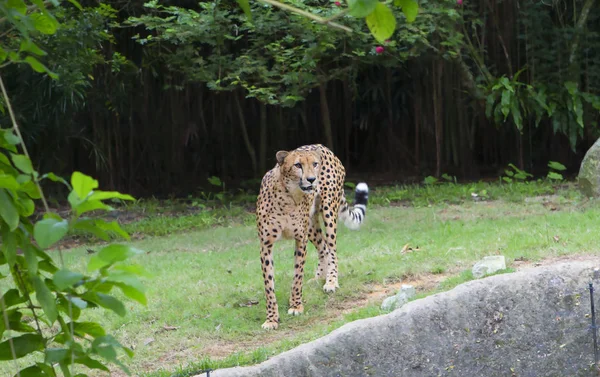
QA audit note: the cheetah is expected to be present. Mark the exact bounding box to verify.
[256,144,369,330]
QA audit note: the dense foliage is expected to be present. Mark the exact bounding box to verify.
[0,2,147,376]
[1,0,599,196]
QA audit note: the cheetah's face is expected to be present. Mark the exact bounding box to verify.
[276,150,320,194]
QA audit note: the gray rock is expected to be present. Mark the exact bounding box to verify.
[211,259,600,377]
[578,138,600,197]
[472,255,506,278]
[381,284,416,311]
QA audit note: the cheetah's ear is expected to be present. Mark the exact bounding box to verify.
[276,151,289,165]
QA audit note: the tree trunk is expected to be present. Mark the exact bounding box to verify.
[433,60,444,177]
[259,102,268,174]
[319,81,334,149]
[233,92,258,176]
[568,0,595,79]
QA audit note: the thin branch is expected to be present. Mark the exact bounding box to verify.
[0,294,21,377]
[256,0,353,33]
[0,74,50,214]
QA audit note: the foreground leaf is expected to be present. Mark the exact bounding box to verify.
[53,269,84,290]
[87,244,144,271]
[394,0,418,22]
[0,334,44,360]
[236,0,252,20]
[0,189,19,230]
[71,171,98,201]
[83,292,126,316]
[14,365,52,377]
[348,0,378,17]
[366,2,396,43]
[34,218,69,249]
[32,276,58,324]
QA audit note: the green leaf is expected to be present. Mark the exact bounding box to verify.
[23,244,38,276]
[67,0,83,9]
[88,190,135,202]
[548,161,567,171]
[236,0,252,20]
[20,180,40,199]
[10,154,34,175]
[24,55,51,75]
[348,0,378,17]
[14,365,52,377]
[72,219,110,241]
[34,218,69,249]
[108,272,147,305]
[53,269,84,290]
[113,264,151,277]
[0,334,44,360]
[75,355,110,372]
[45,348,68,363]
[547,171,563,181]
[97,220,130,240]
[500,90,511,120]
[7,0,27,14]
[207,176,222,187]
[83,292,126,316]
[32,276,58,323]
[41,172,71,189]
[71,321,107,338]
[87,244,144,271]
[1,226,17,266]
[19,39,47,56]
[3,130,20,145]
[1,289,26,308]
[0,189,19,231]
[393,0,418,22]
[365,3,396,43]
[30,12,58,35]
[74,199,113,215]
[71,171,98,201]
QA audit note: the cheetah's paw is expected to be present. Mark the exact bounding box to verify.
[261,320,279,330]
[323,282,339,293]
[287,305,304,316]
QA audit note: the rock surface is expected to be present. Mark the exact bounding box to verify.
[578,138,600,197]
[381,284,416,311]
[211,260,600,377]
[472,255,507,278]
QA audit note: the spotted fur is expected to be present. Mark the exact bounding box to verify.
[256,144,369,330]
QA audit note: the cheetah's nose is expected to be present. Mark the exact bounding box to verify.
[307,177,316,184]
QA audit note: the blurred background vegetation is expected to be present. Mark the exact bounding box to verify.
[1,0,599,197]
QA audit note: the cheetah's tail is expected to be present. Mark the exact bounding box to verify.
[339,182,369,230]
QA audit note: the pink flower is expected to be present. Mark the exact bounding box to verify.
[375,46,384,54]
[334,1,341,6]
[456,0,463,5]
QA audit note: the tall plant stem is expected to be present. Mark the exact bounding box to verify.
[0,74,50,214]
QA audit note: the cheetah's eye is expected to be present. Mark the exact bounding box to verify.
[294,163,302,169]
[313,162,318,167]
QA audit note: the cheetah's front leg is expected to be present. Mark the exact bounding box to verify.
[322,207,340,293]
[260,240,279,330]
[288,237,308,316]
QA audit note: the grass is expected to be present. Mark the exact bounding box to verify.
[2,179,599,377]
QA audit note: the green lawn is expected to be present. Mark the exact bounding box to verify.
[2,181,599,377]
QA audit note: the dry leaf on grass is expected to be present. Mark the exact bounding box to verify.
[401,243,421,254]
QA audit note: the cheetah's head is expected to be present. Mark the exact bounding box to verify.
[276,149,320,195]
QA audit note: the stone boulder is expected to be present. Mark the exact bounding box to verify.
[578,138,600,197]
[381,284,416,311]
[211,260,600,377]
[472,255,507,278]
